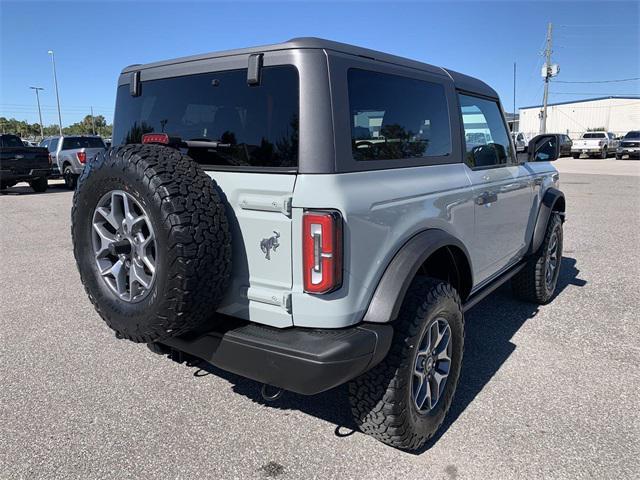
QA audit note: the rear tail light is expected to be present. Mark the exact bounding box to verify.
[48,153,52,166]
[303,210,343,294]
[76,151,86,164]
[142,133,170,145]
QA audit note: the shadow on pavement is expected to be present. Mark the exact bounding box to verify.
[0,181,69,196]
[178,256,586,451]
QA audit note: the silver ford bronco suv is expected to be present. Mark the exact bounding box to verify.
[72,38,566,451]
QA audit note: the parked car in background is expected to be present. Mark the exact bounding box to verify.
[571,131,618,159]
[512,132,529,152]
[40,135,107,189]
[558,134,572,157]
[616,131,640,160]
[0,134,51,192]
[22,139,38,147]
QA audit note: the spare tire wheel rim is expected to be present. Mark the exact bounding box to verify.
[91,190,157,303]
[412,317,452,413]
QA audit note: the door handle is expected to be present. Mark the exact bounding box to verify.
[476,191,498,205]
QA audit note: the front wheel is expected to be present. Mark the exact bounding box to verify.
[512,212,563,304]
[349,277,464,451]
[29,177,48,193]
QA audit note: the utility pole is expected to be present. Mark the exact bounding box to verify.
[47,50,63,136]
[513,62,517,132]
[29,86,45,138]
[540,22,553,134]
[90,106,96,135]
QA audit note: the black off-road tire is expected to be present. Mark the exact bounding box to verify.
[348,277,464,451]
[512,212,563,304]
[600,147,608,159]
[64,165,77,190]
[71,144,232,343]
[29,177,48,192]
[572,153,580,159]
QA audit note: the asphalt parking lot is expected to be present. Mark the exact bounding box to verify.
[1,158,639,480]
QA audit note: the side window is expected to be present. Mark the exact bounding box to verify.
[459,94,513,168]
[40,139,50,149]
[48,138,58,152]
[347,69,452,161]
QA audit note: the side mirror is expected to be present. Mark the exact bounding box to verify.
[527,134,560,162]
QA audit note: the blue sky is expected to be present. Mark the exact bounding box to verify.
[1,0,638,126]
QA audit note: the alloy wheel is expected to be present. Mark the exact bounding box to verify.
[412,317,452,413]
[91,190,157,302]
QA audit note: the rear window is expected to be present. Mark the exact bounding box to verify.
[1,135,24,148]
[62,137,105,150]
[347,69,451,161]
[113,66,299,169]
[583,133,605,139]
[624,131,640,139]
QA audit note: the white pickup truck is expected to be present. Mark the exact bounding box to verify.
[571,131,619,159]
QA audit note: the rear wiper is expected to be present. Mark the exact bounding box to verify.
[183,140,232,149]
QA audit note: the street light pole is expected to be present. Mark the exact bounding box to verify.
[47,50,63,136]
[90,106,96,135]
[29,86,45,138]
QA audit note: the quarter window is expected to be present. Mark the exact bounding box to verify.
[459,94,513,168]
[347,69,452,161]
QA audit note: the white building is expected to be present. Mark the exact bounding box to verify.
[518,96,640,140]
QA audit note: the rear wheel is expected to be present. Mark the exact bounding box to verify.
[72,144,232,343]
[600,147,608,159]
[29,177,48,192]
[572,153,580,159]
[349,277,464,451]
[63,165,77,190]
[615,154,622,160]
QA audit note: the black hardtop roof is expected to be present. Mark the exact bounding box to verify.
[121,37,498,98]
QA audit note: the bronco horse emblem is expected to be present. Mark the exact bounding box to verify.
[260,231,280,260]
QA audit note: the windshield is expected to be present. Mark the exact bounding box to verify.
[623,131,640,139]
[62,137,106,149]
[113,66,299,169]
[582,133,605,139]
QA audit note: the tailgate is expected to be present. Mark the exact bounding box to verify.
[211,171,296,328]
[0,147,49,174]
[574,139,599,149]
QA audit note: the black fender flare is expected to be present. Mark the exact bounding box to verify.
[529,187,565,255]
[362,229,472,324]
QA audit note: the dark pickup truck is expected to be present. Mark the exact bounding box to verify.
[0,134,51,192]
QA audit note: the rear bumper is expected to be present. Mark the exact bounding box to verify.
[159,318,393,395]
[0,168,50,183]
[571,148,603,154]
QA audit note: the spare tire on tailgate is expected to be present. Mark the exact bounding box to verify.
[71,144,232,343]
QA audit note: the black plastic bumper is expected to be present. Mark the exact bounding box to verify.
[617,150,640,159]
[0,168,50,183]
[159,319,393,395]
